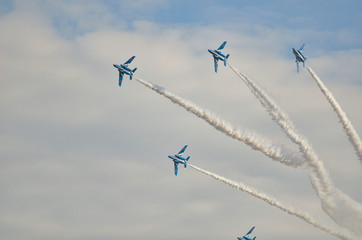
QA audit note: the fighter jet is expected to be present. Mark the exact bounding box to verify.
[113,56,137,86]
[237,226,256,240]
[208,41,230,73]
[292,44,307,72]
[168,145,190,176]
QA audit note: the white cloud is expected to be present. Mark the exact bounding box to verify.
[1,2,361,240]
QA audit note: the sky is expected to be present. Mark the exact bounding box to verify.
[0,0,362,240]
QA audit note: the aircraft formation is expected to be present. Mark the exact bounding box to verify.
[114,42,307,88]
[112,42,310,240]
[113,42,307,87]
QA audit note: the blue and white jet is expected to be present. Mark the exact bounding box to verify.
[113,56,137,86]
[237,226,256,240]
[208,41,230,73]
[168,145,190,176]
[292,44,307,72]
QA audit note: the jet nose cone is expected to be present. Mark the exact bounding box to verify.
[208,49,212,53]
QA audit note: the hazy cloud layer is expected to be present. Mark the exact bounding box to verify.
[1,1,361,240]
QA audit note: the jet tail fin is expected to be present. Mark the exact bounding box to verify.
[224,54,230,66]
[184,156,190,168]
[129,68,137,80]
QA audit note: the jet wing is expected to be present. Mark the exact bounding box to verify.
[119,72,124,86]
[217,41,227,50]
[246,226,255,236]
[124,56,135,65]
[177,145,188,155]
[174,162,178,176]
[214,58,218,73]
[298,44,305,51]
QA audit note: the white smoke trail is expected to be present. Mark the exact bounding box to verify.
[229,63,331,192]
[228,64,331,190]
[189,164,357,240]
[228,64,362,235]
[306,66,362,163]
[135,77,303,167]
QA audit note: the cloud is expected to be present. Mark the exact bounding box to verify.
[0,2,361,240]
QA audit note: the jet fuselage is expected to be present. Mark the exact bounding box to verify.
[208,49,227,61]
[168,154,188,163]
[113,64,133,75]
[292,48,306,63]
